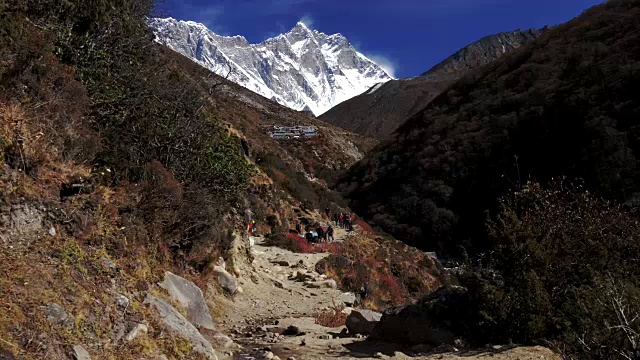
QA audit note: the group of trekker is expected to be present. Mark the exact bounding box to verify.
[290,208,357,244]
[295,220,335,243]
[334,211,355,232]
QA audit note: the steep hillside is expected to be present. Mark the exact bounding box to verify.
[161,45,377,176]
[319,77,451,139]
[150,19,392,116]
[320,29,542,139]
[337,0,640,255]
[0,1,379,359]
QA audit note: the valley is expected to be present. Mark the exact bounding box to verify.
[2,1,640,360]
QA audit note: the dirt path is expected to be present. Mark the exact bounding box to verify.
[218,237,560,360]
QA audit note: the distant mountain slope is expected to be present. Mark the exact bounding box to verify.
[420,29,543,81]
[337,0,640,254]
[149,19,392,116]
[320,29,543,139]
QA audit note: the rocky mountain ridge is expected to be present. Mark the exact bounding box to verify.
[149,18,392,116]
[420,28,544,81]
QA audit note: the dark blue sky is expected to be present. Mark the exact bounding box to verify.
[157,0,604,78]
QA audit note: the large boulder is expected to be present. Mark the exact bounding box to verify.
[371,286,469,345]
[340,292,358,307]
[345,309,382,335]
[145,295,219,360]
[211,265,240,295]
[161,271,216,330]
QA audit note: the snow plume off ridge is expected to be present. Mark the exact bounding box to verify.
[149,18,393,116]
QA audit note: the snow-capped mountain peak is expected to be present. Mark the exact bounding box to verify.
[149,18,393,115]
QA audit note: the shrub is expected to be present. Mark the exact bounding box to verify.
[266,231,312,253]
[456,181,640,358]
[355,219,375,233]
[257,152,346,211]
[0,0,252,274]
[0,14,99,171]
[315,235,443,309]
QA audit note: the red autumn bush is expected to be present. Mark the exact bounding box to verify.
[315,234,445,309]
[355,219,375,233]
[314,300,347,328]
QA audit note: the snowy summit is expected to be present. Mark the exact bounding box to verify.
[149,18,393,116]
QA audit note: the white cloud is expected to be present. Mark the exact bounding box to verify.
[365,53,398,79]
[183,4,226,33]
[299,14,314,28]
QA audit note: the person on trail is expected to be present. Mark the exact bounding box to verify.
[246,210,253,234]
[339,213,344,228]
[333,213,339,226]
[360,285,368,302]
[325,207,331,218]
[295,221,301,234]
[327,225,334,242]
[345,214,352,232]
[250,214,256,234]
[316,226,325,241]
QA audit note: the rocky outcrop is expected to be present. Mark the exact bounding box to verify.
[345,309,382,335]
[145,295,219,360]
[340,292,358,307]
[161,271,216,330]
[42,303,75,329]
[124,323,148,342]
[212,264,241,295]
[371,287,469,345]
[0,204,45,247]
[226,232,253,277]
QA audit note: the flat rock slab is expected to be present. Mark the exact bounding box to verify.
[145,295,219,360]
[161,271,216,330]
